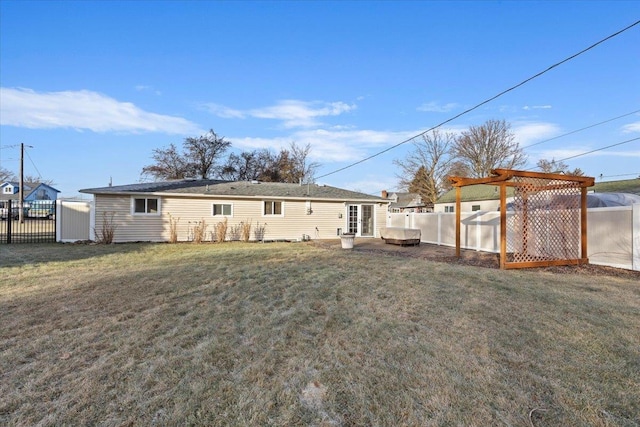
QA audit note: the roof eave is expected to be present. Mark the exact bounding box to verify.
[80,189,385,203]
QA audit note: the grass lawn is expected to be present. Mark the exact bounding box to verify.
[1,242,639,426]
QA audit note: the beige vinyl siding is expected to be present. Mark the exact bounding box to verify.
[162,197,259,242]
[306,200,348,239]
[95,194,387,243]
[164,197,385,242]
[95,195,165,243]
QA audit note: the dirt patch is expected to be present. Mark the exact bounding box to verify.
[312,239,640,279]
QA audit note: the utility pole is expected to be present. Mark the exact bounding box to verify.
[19,143,24,223]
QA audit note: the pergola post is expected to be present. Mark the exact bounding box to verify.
[455,186,461,257]
[499,184,506,269]
[581,186,588,261]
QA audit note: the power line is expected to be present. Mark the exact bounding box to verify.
[554,137,640,163]
[522,108,640,150]
[599,172,640,179]
[316,19,640,181]
[25,149,43,180]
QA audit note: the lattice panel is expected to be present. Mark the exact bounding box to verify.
[506,177,582,265]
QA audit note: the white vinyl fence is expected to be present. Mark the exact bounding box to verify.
[387,204,640,271]
[56,200,94,243]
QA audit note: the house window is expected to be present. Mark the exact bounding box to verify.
[212,203,232,216]
[3,186,12,194]
[132,197,160,215]
[263,200,283,216]
[472,205,481,211]
[445,206,455,213]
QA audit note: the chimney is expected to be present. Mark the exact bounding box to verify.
[381,190,388,199]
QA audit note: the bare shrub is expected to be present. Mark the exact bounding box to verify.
[95,211,117,244]
[240,220,252,242]
[213,218,228,243]
[168,214,179,243]
[228,223,242,241]
[192,220,207,244]
[254,222,267,241]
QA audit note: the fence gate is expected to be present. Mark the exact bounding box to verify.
[0,199,57,244]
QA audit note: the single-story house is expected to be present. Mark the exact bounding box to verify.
[80,179,389,243]
[434,177,640,212]
[1,181,60,202]
[434,184,515,213]
[381,190,433,213]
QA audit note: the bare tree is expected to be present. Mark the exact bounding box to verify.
[394,130,455,206]
[141,143,190,181]
[536,158,584,176]
[0,167,12,182]
[223,142,320,183]
[0,168,55,186]
[452,119,527,178]
[22,175,56,187]
[288,142,320,184]
[442,160,472,191]
[258,142,319,184]
[258,149,291,183]
[220,149,271,181]
[184,129,231,179]
[141,129,231,181]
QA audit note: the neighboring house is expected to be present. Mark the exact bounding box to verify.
[434,178,640,212]
[80,179,389,243]
[435,185,515,213]
[1,181,60,202]
[381,191,432,213]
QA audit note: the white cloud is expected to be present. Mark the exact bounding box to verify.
[512,121,561,146]
[621,121,640,134]
[135,85,162,95]
[231,128,419,163]
[251,100,355,128]
[202,103,246,119]
[340,176,400,196]
[205,99,356,128]
[531,148,586,161]
[0,87,200,134]
[523,105,552,111]
[417,101,458,113]
[533,147,640,162]
[597,149,640,158]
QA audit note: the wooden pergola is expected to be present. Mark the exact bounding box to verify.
[449,169,595,269]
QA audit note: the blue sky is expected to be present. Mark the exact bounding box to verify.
[1,1,639,197]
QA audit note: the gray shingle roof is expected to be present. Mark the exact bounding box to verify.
[388,192,428,209]
[80,179,384,201]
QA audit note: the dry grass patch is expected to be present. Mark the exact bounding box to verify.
[1,242,639,426]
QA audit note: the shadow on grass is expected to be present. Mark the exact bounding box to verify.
[0,242,158,268]
[1,242,639,426]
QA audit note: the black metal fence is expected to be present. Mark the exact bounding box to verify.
[0,199,57,244]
